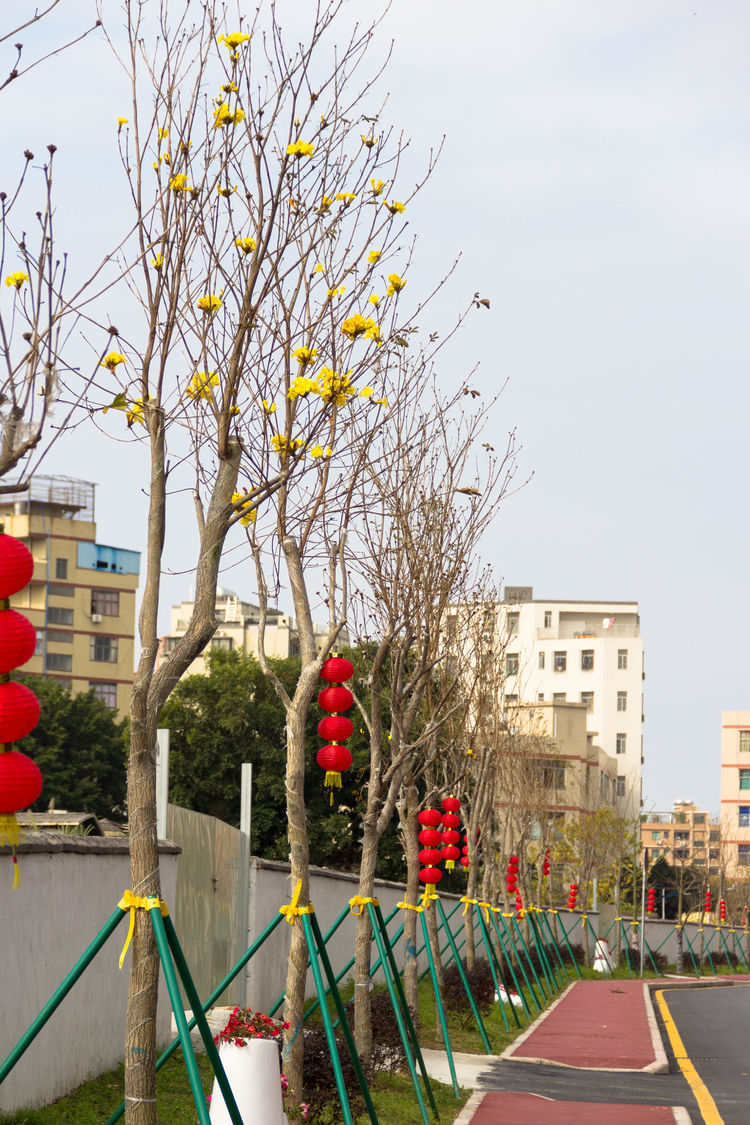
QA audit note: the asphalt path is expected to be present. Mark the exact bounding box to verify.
[660,983,750,1124]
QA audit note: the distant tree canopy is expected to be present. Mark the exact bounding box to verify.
[19,675,128,819]
[159,648,404,879]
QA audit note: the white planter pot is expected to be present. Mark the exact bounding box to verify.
[209,1038,284,1125]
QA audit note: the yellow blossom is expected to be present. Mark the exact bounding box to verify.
[117,116,128,127]
[218,32,251,49]
[367,250,382,265]
[341,314,377,340]
[310,445,324,458]
[151,253,163,271]
[221,82,238,93]
[318,367,356,406]
[186,371,219,401]
[287,375,319,401]
[370,179,385,196]
[335,192,356,205]
[169,173,190,192]
[197,294,222,313]
[387,273,406,296]
[161,151,171,165]
[158,128,169,140]
[262,399,277,414]
[235,236,256,255]
[179,140,192,153]
[313,263,325,273]
[218,184,237,197]
[286,140,315,159]
[375,397,389,408]
[126,399,146,427]
[214,103,245,129]
[153,162,159,171]
[359,386,374,398]
[368,294,380,307]
[271,434,305,457]
[101,352,126,372]
[4,272,29,291]
[232,490,257,526]
[293,346,318,366]
[361,134,378,148]
[384,200,405,214]
[326,286,346,299]
[317,197,333,215]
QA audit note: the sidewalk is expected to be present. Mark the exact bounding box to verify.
[421,979,690,1125]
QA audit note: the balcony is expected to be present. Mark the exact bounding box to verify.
[537,623,640,640]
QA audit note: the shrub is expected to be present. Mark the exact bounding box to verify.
[443,958,496,1027]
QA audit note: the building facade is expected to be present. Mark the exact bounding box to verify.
[0,476,140,711]
[720,711,750,877]
[640,801,719,874]
[496,586,644,814]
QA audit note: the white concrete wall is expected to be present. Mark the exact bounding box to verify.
[0,836,178,1113]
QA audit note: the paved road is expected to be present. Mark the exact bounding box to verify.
[660,983,750,1124]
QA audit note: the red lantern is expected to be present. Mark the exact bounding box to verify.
[460,856,470,869]
[419,848,443,866]
[442,796,461,814]
[542,849,550,877]
[442,845,460,870]
[647,887,656,914]
[441,812,460,830]
[316,744,352,803]
[418,808,442,828]
[720,899,726,922]
[515,891,523,910]
[0,535,34,599]
[318,685,353,713]
[0,681,41,743]
[704,890,712,914]
[419,828,442,846]
[461,845,469,856]
[419,867,443,886]
[0,750,43,846]
[0,610,36,674]
[441,828,460,846]
[317,714,354,741]
[321,656,354,683]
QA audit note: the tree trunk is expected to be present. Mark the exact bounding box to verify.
[400,776,421,1017]
[425,899,445,1036]
[353,817,378,1064]
[464,861,479,970]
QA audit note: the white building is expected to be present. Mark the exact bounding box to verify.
[497,586,644,814]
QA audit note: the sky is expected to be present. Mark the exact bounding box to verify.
[2,0,749,814]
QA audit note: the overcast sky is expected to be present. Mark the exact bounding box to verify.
[3,1,748,814]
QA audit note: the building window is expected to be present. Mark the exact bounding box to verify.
[90,682,117,708]
[505,693,518,704]
[674,831,689,842]
[740,770,750,791]
[617,649,628,670]
[615,776,625,797]
[537,692,544,702]
[91,589,120,616]
[47,652,72,672]
[738,845,750,866]
[616,732,627,755]
[544,611,552,628]
[55,558,68,579]
[48,606,74,626]
[693,813,706,824]
[552,692,567,703]
[651,831,661,842]
[210,636,233,651]
[617,691,627,712]
[90,636,119,663]
[739,807,750,827]
[674,848,689,860]
[505,652,519,676]
[581,650,594,671]
[538,652,545,670]
[553,651,566,672]
[47,630,72,644]
[506,612,519,635]
[739,732,750,753]
[580,691,594,712]
[35,630,43,655]
[49,583,74,597]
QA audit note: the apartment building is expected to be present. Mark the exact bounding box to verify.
[720,711,750,877]
[0,476,140,711]
[495,586,644,814]
[640,801,719,874]
[157,589,330,676]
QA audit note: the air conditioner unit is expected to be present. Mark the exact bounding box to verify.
[92,613,103,624]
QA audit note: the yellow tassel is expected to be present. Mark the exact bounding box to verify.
[446,860,455,871]
[324,771,342,789]
[12,854,19,889]
[0,813,21,847]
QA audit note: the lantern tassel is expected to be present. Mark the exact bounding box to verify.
[12,853,19,889]
[445,860,455,871]
[0,812,21,847]
[324,770,342,791]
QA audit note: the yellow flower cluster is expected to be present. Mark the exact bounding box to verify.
[326,285,346,300]
[387,273,406,297]
[384,200,405,214]
[317,196,333,214]
[231,489,257,526]
[169,173,191,192]
[293,346,317,366]
[117,116,128,127]
[197,294,222,314]
[218,32,251,49]
[186,371,218,401]
[368,250,381,264]
[335,192,356,205]
[214,104,245,129]
[341,314,379,341]
[287,140,315,159]
[218,184,237,197]
[310,445,333,459]
[101,352,126,372]
[5,272,29,290]
[318,367,356,405]
[370,179,385,196]
[287,375,318,401]
[152,253,163,271]
[271,434,305,457]
[235,236,256,254]
[361,134,378,148]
